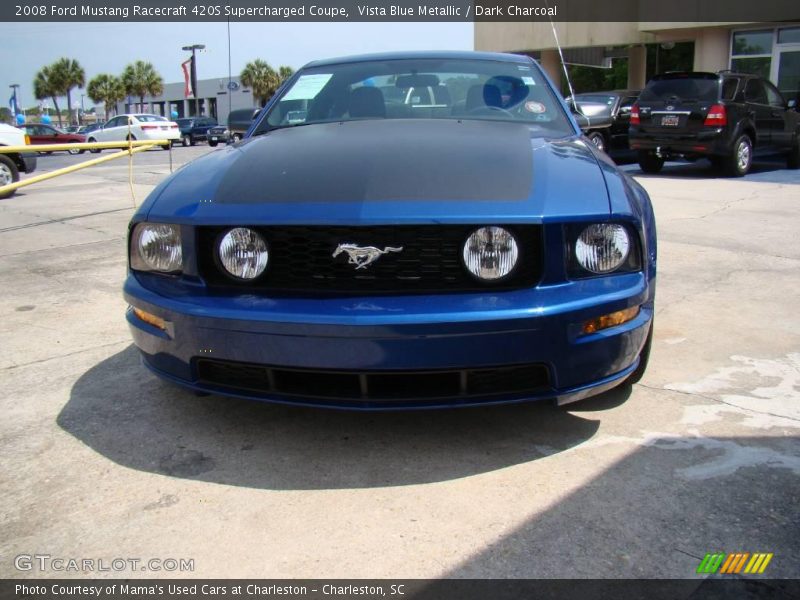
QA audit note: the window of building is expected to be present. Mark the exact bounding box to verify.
[778,27,800,45]
[731,30,773,78]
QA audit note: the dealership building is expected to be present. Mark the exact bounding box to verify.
[476,21,800,100]
[113,76,257,125]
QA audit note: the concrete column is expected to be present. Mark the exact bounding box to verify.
[694,28,731,73]
[540,49,563,92]
[627,45,647,90]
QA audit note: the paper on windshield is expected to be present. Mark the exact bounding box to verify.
[282,74,333,101]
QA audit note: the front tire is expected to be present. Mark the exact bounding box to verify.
[724,134,752,177]
[88,137,101,153]
[67,142,81,155]
[0,155,20,199]
[637,151,664,174]
[181,134,190,147]
[208,140,218,147]
[232,133,242,143]
[587,132,607,153]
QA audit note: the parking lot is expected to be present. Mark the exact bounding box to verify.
[1,146,798,580]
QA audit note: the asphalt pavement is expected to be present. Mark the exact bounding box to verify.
[0,145,798,580]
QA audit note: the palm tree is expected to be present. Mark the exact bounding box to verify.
[52,58,85,125]
[87,74,125,121]
[278,66,295,82]
[240,59,281,107]
[33,66,63,127]
[121,61,164,113]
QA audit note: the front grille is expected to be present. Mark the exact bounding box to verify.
[195,358,551,405]
[197,225,542,295]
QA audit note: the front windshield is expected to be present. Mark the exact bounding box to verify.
[258,58,572,135]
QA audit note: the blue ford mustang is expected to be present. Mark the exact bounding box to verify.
[124,51,656,410]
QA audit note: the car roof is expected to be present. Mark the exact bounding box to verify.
[303,50,533,69]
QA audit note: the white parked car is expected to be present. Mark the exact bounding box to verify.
[86,114,180,152]
[0,123,37,199]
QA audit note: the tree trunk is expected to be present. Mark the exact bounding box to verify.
[52,97,62,127]
[66,89,73,126]
[140,96,145,113]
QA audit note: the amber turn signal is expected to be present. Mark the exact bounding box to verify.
[583,306,640,334]
[132,307,166,330]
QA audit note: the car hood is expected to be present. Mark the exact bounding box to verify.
[144,119,611,224]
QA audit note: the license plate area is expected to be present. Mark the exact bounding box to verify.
[661,115,680,127]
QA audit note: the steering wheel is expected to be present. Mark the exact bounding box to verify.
[467,105,516,118]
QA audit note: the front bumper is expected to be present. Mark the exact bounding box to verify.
[124,272,654,410]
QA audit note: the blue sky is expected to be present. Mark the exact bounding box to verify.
[2,21,473,110]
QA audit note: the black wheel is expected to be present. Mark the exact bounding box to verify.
[232,133,242,143]
[181,134,190,147]
[587,132,607,153]
[637,151,664,174]
[0,154,20,199]
[723,134,752,177]
[162,140,173,150]
[627,321,653,385]
[787,140,800,169]
[88,137,101,153]
[67,142,81,155]
[208,141,218,147]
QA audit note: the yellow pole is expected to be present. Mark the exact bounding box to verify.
[0,144,156,194]
[0,140,170,153]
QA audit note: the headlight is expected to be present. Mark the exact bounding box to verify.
[218,227,269,280]
[131,223,182,273]
[462,226,519,280]
[575,224,630,274]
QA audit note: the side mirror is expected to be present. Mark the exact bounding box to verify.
[619,105,632,115]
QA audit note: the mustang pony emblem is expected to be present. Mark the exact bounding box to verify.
[332,243,404,270]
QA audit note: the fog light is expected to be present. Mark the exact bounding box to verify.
[132,307,166,330]
[583,306,640,334]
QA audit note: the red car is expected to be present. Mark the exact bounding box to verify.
[21,123,86,155]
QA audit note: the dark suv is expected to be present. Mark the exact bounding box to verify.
[207,108,261,146]
[175,117,217,147]
[629,72,800,176]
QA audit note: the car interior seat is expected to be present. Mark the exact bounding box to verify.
[349,87,386,118]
